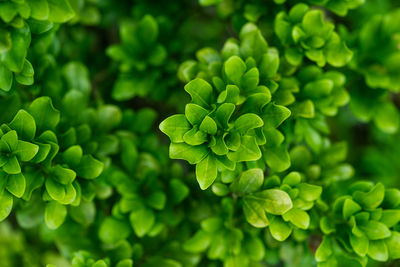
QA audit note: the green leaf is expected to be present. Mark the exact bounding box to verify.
[360,220,391,240]
[247,189,293,215]
[325,33,353,67]
[215,103,235,129]
[62,62,91,95]
[298,183,322,202]
[264,144,291,172]
[29,97,60,133]
[386,231,400,259]
[367,240,388,262]
[146,191,167,210]
[183,230,212,253]
[353,182,385,209]
[0,64,13,91]
[183,127,207,146]
[6,173,25,198]
[99,217,132,243]
[159,115,191,143]
[48,0,75,23]
[9,110,36,140]
[1,130,18,151]
[302,10,324,35]
[45,201,67,229]
[3,156,21,174]
[199,116,217,135]
[45,178,65,202]
[262,104,291,129]
[380,210,400,228]
[76,155,104,179]
[232,168,264,194]
[227,136,261,162]
[315,236,333,262]
[350,234,369,257]
[373,103,399,134]
[136,15,159,45]
[169,142,208,164]
[234,113,263,135]
[14,140,39,162]
[243,197,269,228]
[342,198,362,220]
[3,25,30,73]
[0,190,13,222]
[185,104,209,126]
[129,208,155,237]
[269,216,292,241]
[224,56,247,85]
[196,154,218,190]
[50,165,76,185]
[282,208,310,229]
[184,78,213,108]
[62,145,83,167]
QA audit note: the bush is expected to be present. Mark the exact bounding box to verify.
[0,0,399,266]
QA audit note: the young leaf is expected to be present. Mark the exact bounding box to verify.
[6,173,25,198]
[29,97,60,133]
[169,142,208,164]
[247,189,293,215]
[159,115,191,143]
[9,110,36,140]
[184,78,213,108]
[129,208,155,237]
[45,201,67,229]
[14,140,39,162]
[196,154,218,190]
[243,198,269,228]
[234,113,263,135]
[0,190,13,221]
[269,216,293,241]
[76,155,104,179]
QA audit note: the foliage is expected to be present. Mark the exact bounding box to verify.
[0,0,399,267]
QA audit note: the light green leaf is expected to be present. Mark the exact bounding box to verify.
[0,190,13,222]
[6,173,25,198]
[14,140,39,162]
[169,142,208,164]
[224,56,247,85]
[184,78,213,108]
[99,217,132,243]
[29,97,60,133]
[45,201,67,229]
[48,0,75,23]
[367,240,388,262]
[243,197,269,228]
[282,208,310,229]
[227,136,261,162]
[183,230,212,253]
[353,182,384,209]
[76,155,104,179]
[199,116,217,135]
[232,168,264,194]
[185,104,209,126]
[234,113,263,135]
[9,110,36,140]
[262,104,291,129]
[196,154,218,190]
[269,216,292,241]
[386,231,400,259]
[160,115,191,143]
[247,189,293,215]
[129,208,155,237]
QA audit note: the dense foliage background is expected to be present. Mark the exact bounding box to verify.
[0,0,400,266]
